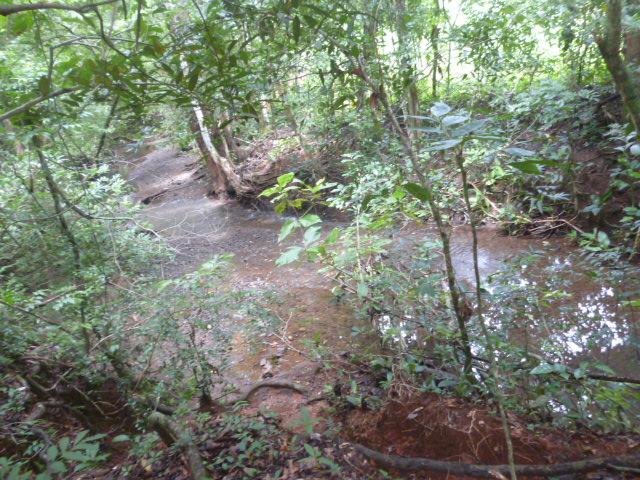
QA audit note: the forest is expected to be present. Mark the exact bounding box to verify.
[1,0,640,478]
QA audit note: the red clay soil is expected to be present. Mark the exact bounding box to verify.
[342,392,640,480]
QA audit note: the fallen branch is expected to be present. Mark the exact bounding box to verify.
[0,0,117,16]
[346,440,640,478]
[147,411,208,480]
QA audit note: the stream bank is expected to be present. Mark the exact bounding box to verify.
[119,141,640,479]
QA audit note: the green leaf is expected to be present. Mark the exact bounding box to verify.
[276,246,303,266]
[442,115,469,127]
[403,182,432,202]
[12,13,34,35]
[410,126,443,134]
[59,437,70,451]
[278,219,297,242]
[332,94,351,110]
[292,16,300,42]
[112,435,130,442]
[47,445,59,461]
[594,363,616,375]
[50,461,67,474]
[300,214,321,227]
[73,430,88,445]
[304,225,322,244]
[187,66,201,91]
[505,147,536,157]
[325,227,341,244]
[509,161,541,174]
[361,193,375,211]
[597,231,610,248]
[451,119,488,137]
[277,172,295,187]
[430,102,451,117]
[392,188,406,200]
[423,139,463,151]
[357,281,369,298]
[530,364,554,375]
[61,450,89,462]
[38,76,50,96]
[529,394,551,408]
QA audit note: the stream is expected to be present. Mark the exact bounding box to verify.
[123,144,640,384]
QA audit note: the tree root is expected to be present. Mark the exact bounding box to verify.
[231,380,308,404]
[147,411,208,480]
[346,440,640,478]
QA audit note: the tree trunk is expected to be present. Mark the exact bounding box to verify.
[221,112,248,163]
[189,113,231,198]
[624,0,640,66]
[595,0,640,135]
[396,0,421,137]
[431,0,441,99]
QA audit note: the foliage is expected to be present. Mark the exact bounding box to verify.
[2,0,640,475]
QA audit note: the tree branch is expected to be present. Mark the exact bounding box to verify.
[0,86,82,122]
[0,0,118,16]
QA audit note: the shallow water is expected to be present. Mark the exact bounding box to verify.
[127,146,639,383]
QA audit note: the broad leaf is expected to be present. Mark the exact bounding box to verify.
[442,115,469,127]
[403,183,432,202]
[277,172,295,187]
[276,246,303,266]
[505,147,536,157]
[410,127,443,134]
[292,16,300,43]
[530,364,555,375]
[325,227,341,244]
[278,219,297,242]
[430,102,451,117]
[510,161,541,174]
[451,119,488,137]
[357,281,369,298]
[300,214,321,227]
[38,76,50,96]
[423,139,463,151]
[361,193,375,211]
[303,225,322,244]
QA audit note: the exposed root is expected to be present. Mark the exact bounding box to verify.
[147,411,208,480]
[232,380,308,404]
[346,439,640,478]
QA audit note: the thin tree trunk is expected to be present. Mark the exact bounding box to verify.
[595,0,640,135]
[221,112,248,163]
[431,0,441,98]
[95,96,119,159]
[190,113,230,198]
[396,0,420,137]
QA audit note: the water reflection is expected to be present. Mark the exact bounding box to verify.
[382,227,639,379]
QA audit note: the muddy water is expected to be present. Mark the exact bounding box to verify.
[126,146,639,383]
